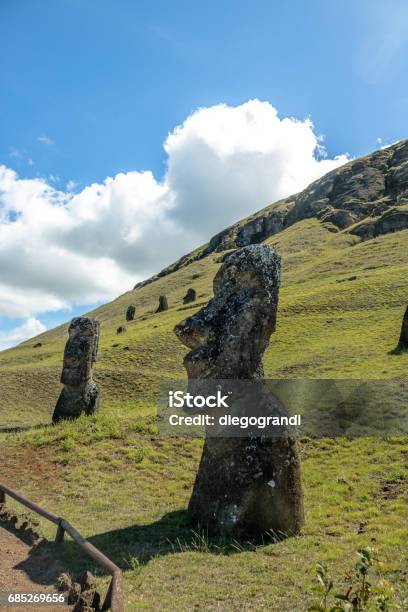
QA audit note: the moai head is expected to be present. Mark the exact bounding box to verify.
[61,317,100,387]
[183,288,196,304]
[174,244,281,379]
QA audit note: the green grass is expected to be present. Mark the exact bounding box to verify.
[0,218,407,610]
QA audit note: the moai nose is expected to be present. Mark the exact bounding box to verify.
[174,313,211,349]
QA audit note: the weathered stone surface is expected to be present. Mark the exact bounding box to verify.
[156,295,168,312]
[398,306,408,350]
[79,571,96,592]
[374,208,408,236]
[68,582,81,605]
[52,317,100,423]
[320,208,357,230]
[126,305,136,321]
[182,288,196,304]
[174,244,304,538]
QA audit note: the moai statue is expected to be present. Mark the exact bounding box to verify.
[126,305,136,321]
[183,288,196,304]
[52,317,100,423]
[156,295,168,313]
[398,306,408,350]
[174,244,304,538]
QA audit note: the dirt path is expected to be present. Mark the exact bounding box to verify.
[0,515,69,612]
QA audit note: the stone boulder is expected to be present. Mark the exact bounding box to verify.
[117,325,126,334]
[183,288,196,304]
[174,244,304,538]
[126,305,136,321]
[156,295,168,313]
[52,317,100,423]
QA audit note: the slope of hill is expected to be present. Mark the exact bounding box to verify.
[0,142,407,610]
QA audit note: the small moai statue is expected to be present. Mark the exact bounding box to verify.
[156,295,168,313]
[398,306,408,350]
[126,305,136,321]
[183,288,196,304]
[174,244,304,538]
[52,317,100,423]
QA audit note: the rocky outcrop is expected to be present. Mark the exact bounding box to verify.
[374,208,408,236]
[174,245,304,538]
[156,295,168,313]
[126,305,136,321]
[350,206,408,240]
[182,288,196,304]
[133,140,408,291]
[320,208,357,230]
[52,317,100,423]
[398,306,408,350]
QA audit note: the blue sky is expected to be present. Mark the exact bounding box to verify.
[0,0,407,348]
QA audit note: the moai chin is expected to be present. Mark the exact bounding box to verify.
[52,317,100,423]
[174,244,304,538]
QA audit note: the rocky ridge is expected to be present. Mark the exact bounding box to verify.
[134,139,408,290]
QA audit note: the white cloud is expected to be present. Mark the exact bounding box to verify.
[66,180,77,191]
[0,317,46,351]
[0,99,348,329]
[38,135,54,146]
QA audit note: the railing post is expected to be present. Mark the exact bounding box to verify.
[55,521,65,544]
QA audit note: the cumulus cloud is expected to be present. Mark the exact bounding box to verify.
[0,99,348,329]
[0,317,46,351]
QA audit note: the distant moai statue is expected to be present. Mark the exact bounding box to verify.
[182,288,196,304]
[126,305,136,321]
[116,325,126,334]
[156,295,168,313]
[398,306,408,350]
[52,317,100,423]
[174,244,304,538]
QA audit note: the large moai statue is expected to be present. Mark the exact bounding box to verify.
[52,317,100,423]
[174,244,304,538]
[398,306,408,350]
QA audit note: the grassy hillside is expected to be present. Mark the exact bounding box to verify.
[1,218,407,610]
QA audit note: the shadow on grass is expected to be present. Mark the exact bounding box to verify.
[1,508,285,589]
[46,510,281,578]
[388,345,408,356]
[0,423,49,434]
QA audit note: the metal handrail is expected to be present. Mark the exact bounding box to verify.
[0,483,124,612]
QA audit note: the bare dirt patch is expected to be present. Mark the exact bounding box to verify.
[0,512,68,611]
